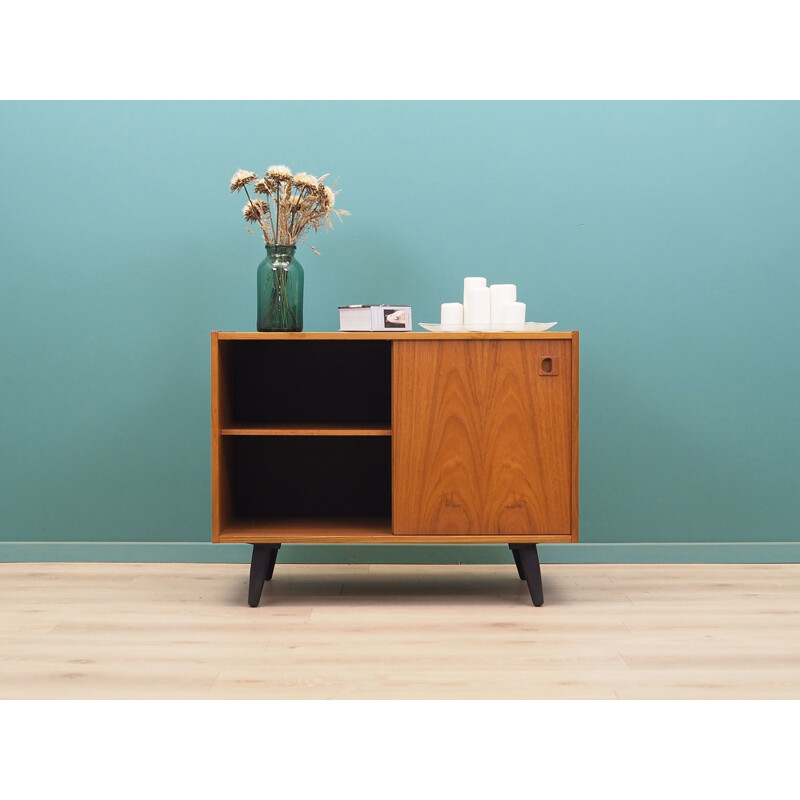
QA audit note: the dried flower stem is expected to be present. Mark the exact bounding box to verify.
[275,184,282,244]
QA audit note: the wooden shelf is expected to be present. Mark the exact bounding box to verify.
[218,517,572,544]
[220,516,393,541]
[221,423,391,437]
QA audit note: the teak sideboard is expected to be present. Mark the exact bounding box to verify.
[211,331,579,606]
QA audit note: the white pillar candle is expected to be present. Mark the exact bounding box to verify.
[503,301,526,327]
[464,286,491,326]
[440,302,463,329]
[489,284,517,325]
[463,277,487,321]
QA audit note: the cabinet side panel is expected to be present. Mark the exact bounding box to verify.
[211,334,220,542]
[571,333,579,542]
[211,335,231,542]
[393,340,572,535]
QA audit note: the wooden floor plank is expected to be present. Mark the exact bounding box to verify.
[1,562,799,699]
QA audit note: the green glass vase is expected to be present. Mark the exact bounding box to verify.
[257,244,304,332]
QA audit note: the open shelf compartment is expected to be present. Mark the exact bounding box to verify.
[216,435,392,540]
[217,339,392,430]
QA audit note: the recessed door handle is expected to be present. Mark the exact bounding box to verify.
[539,356,558,376]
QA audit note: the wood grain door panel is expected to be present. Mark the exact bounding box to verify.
[392,340,572,535]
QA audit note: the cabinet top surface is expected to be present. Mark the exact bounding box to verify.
[213,331,578,341]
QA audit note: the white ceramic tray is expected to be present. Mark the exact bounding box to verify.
[418,322,557,333]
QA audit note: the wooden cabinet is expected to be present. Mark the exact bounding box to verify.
[211,331,579,606]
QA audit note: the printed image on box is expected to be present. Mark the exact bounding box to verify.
[383,308,408,328]
[339,304,412,331]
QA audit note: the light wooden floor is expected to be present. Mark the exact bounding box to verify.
[1,562,799,699]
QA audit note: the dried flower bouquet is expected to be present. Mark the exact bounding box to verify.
[228,165,349,330]
[229,165,349,254]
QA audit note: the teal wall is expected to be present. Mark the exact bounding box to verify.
[1,101,799,561]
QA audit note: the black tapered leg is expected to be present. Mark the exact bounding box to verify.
[508,546,526,580]
[265,544,280,581]
[516,544,544,607]
[248,544,280,607]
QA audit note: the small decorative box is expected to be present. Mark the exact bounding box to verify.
[339,304,412,332]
